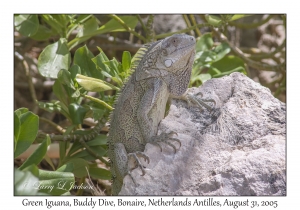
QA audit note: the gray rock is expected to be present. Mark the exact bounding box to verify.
[119,72,286,196]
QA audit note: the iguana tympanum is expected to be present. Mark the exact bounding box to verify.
[108,34,212,195]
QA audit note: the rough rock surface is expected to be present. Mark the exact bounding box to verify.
[119,72,286,196]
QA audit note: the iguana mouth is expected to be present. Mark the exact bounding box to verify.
[179,42,195,51]
[172,42,195,54]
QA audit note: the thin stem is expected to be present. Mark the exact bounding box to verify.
[182,14,193,36]
[79,139,110,166]
[189,14,202,36]
[108,15,146,42]
[136,15,147,33]
[45,118,107,142]
[40,117,66,134]
[154,23,210,39]
[15,52,39,113]
[213,29,285,72]
[82,94,113,111]
[229,15,273,29]
[250,39,286,59]
[76,177,86,195]
[145,15,155,42]
[274,75,286,97]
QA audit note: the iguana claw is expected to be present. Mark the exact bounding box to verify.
[128,152,150,176]
[150,131,181,153]
[185,92,216,111]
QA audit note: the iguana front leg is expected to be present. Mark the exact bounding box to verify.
[174,91,216,112]
[137,78,180,151]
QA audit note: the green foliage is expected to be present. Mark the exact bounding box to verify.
[15,165,75,195]
[76,74,119,92]
[14,129,75,195]
[14,108,39,158]
[19,135,51,170]
[14,15,39,37]
[190,33,246,86]
[205,14,252,27]
[38,38,71,79]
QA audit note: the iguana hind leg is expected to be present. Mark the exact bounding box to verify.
[150,131,181,153]
[112,143,150,194]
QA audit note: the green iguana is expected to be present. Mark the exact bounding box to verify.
[107,34,213,195]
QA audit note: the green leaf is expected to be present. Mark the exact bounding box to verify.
[207,67,221,76]
[19,135,51,170]
[67,140,82,157]
[85,105,105,120]
[52,15,71,28]
[66,128,107,157]
[57,163,74,172]
[71,89,81,98]
[74,15,93,24]
[97,16,138,33]
[15,165,74,196]
[230,15,252,22]
[105,58,118,72]
[221,14,234,22]
[67,16,138,50]
[205,15,222,26]
[76,74,119,92]
[69,143,106,161]
[70,65,81,81]
[92,52,111,75]
[213,66,246,78]
[14,111,39,158]
[122,51,131,74]
[190,72,212,85]
[30,24,55,41]
[38,169,74,195]
[14,167,40,195]
[89,167,111,180]
[198,73,212,83]
[39,169,74,180]
[210,55,246,73]
[38,38,71,79]
[22,164,40,177]
[86,134,107,146]
[68,103,88,125]
[212,42,231,62]
[57,69,74,89]
[194,51,216,66]
[59,141,70,165]
[14,15,39,37]
[74,45,101,78]
[196,33,214,52]
[52,79,70,107]
[44,155,56,171]
[65,158,89,178]
[77,16,98,37]
[14,107,29,117]
[14,113,20,149]
[40,15,69,36]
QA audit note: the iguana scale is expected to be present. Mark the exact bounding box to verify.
[107,34,211,195]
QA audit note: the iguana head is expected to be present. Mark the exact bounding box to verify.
[135,34,196,81]
[156,33,196,72]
